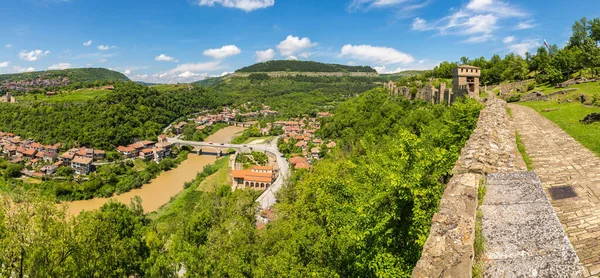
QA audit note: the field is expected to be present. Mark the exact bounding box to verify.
[518,101,600,155]
[196,158,231,192]
[16,89,111,102]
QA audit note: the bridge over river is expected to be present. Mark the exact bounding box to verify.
[167,137,291,212]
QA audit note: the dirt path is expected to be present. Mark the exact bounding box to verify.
[510,103,600,277]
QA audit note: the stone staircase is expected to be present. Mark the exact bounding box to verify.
[482,171,583,277]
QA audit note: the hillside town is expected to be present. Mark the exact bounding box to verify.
[0,77,70,92]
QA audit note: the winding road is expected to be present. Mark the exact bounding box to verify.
[167,137,290,211]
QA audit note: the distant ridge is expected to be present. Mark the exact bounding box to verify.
[0,68,130,83]
[235,60,377,73]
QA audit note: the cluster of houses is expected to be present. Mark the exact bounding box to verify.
[0,77,70,92]
[0,132,62,176]
[277,112,336,170]
[58,147,106,175]
[0,131,178,178]
[0,132,110,177]
[173,105,279,135]
[116,135,173,163]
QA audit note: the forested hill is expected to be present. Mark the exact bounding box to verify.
[0,68,130,83]
[235,60,377,73]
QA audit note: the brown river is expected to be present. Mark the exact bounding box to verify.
[65,126,246,215]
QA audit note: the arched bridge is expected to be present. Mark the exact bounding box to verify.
[166,137,290,213]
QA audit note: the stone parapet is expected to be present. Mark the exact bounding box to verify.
[412,97,526,277]
[412,173,482,277]
[453,98,526,175]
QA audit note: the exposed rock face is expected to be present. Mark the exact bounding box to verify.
[581,113,600,124]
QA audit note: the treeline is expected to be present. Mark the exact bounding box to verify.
[213,75,380,117]
[236,60,377,73]
[0,88,483,277]
[428,17,600,85]
[0,68,130,83]
[0,83,226,149]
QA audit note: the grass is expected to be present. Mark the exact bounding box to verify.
[196,158,230,192]
[242,136,273,144]
[479,90,489,99]
[132,159,148,172]
[472,179,487,278]
[515,132,533,170]
[506,107,513,119]
[16,89,111,102]
[519,101,600,156]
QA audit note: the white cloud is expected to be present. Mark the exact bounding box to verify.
[5,44,12,48]
[18,50,51,62]
[178,71,200,78]
[155,54,178,62]
[0,62,9,68]
[374,59,438,73]
[83,40,92,46]
[255,48,275,62]
[277,35,317,57]
[465,0,525,18]
[125,69,131,74]
[196,0,274,12]
[203,45,241,59]
[339,44,415,65]
[506,38,539,56]
[13,66,36,73]
[374,66,403,74]
[100,59,107,63]
[171,61,222,73]
[348,0,430,10]
[48,63,72,70]
[98,45,116,51]
[286,55,298,60]
[503,36,515,44]
[516,20,536,30]
[411,0,526,43]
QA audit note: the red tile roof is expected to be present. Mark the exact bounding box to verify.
[72,156,93,164]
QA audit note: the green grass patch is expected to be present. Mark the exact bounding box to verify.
[515,132,533,170]
[242,136,274,144]
[473,179,487,278]
[132,159,148,171]
[506,107,513,119]
[519,101,600,155]
[196,158,230,192]
[479,90,489,99]
[16,89,111,102]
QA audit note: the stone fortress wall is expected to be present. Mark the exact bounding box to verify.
[383,81,469,105]
[411,97,525,276]
[411,97,583,277]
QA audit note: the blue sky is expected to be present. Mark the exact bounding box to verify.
[0,0,597,83]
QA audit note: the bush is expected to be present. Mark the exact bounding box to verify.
[506,95,521,103]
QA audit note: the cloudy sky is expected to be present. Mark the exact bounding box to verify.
[0,0,596,83]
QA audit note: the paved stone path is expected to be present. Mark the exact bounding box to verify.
[482,172,583,277]
[510,104,600,277]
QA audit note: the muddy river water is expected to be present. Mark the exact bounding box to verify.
[65,126,246,215]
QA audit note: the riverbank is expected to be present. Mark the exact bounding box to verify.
[63,126,246,216]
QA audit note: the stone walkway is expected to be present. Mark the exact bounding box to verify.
[510,104,600,277]
[482,172,582,277]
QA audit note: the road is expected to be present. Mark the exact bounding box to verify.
[167,137,291,214]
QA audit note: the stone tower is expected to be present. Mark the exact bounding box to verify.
[452,65,480,98]
[6,91,12,103]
